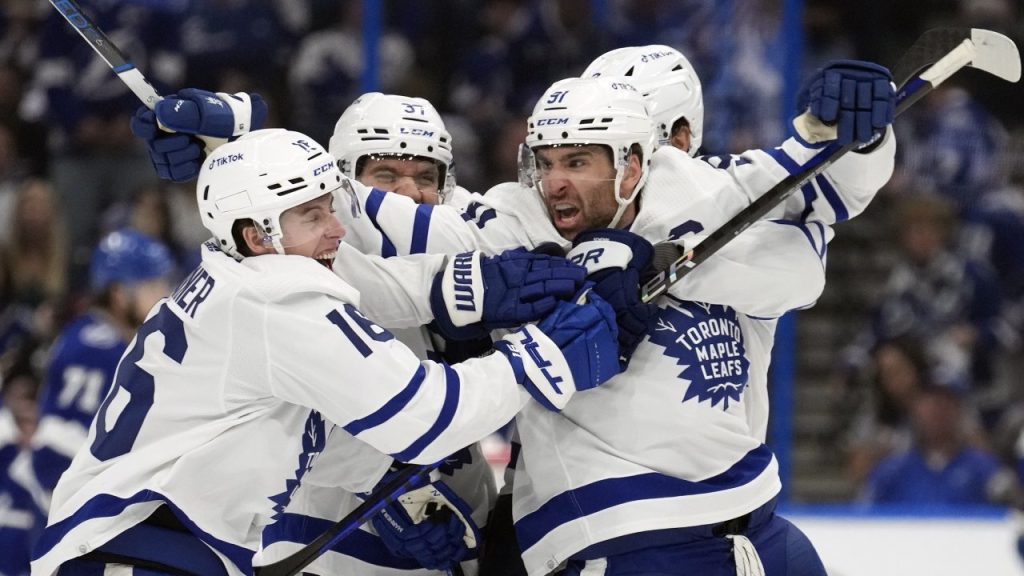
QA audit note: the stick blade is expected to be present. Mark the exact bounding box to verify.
[970,28,1021,82]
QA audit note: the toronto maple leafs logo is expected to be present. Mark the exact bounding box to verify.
[268,410,326,519]
[647,300,750,410]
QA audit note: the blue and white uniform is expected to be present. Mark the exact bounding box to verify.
[334,132,895,574]
[0,402,46,576]
[32,243,533,576]
[31,313,126,501]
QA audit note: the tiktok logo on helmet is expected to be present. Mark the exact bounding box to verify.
[647,301,750,410]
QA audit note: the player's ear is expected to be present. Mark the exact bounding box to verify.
[620,145,643,199]
[241,223,274,255]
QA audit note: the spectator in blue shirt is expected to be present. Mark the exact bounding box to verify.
[863,380,1005,506]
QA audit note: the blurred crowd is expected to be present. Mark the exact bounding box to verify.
[0,0,1022,572]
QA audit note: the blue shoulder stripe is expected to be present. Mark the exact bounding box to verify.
[411,203,433,254]
[364,188,397,258]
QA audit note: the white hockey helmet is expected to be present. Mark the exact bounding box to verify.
[197,129,345,259]
[329,93,456,202]
[582,45,704,155]
[524,76,655,229]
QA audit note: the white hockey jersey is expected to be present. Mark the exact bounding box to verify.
[337,131,895,261]
[333,134,894,574]
[32,243,530,576]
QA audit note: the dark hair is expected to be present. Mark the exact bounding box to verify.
[231,219,258,257]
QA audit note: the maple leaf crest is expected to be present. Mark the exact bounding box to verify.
[646,301,750,410]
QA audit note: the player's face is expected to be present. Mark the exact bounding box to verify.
[534,145,633,241]
[279,193,345,268]
[359,156,442,205]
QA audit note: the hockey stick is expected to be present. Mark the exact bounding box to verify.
[253,462,439,576]
[641,28,1021,303]
[48,0,162,109]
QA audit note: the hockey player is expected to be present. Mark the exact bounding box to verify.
[269,93,498,574]
[130,59,896,574]
[329,91,471,209]
[31,228,176,506]
[128,89,508,574]
[31,129,620,576]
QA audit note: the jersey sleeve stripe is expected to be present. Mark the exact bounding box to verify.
[814,174,849,222]
[799,182,816,222]
[390,363,461,462]
[343,365,426,436]
[769,220,826,262]
[763,147,801,175]
[365,188,397,258]
[411,203,433,254]
[513,445,774,552]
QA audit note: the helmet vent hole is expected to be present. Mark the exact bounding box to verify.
[672,64,683,71]
[288,177,304,185]
[357,129,369,134]
[308,152,323,161]
[579,118,595,125]
[625,66,635,76]
[202,185,210,200]
[320,183,326,190]
[399,142,407,149]
[561,132,568,138]
[427,145,433,152]
[373,128,389,135]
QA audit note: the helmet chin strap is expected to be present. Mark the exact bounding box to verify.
[605,164,642,230]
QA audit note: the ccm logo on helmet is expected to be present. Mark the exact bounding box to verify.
[209,153,244,169]
[536,118,569,126]
[313,162,334,176]
[399,127,436,137]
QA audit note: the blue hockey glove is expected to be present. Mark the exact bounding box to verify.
[430,249,587,341]
[496,288,619,411]
[130,89,267,182]
[568,228,658,369]
[130,107,204,182]
[796,59,895,146]
[155,88,267,142]
[368,468,480,570]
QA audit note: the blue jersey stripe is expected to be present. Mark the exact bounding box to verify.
[411,203,433,254]
[769,220,824,262]
[365,188,397,258]
[344,365,426,436]
[799,182,816,222]
[514,445,774,552]
[33,491,254,573]
[764,147,801,175]
[391,364,461,462]
[814,174,849,222]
